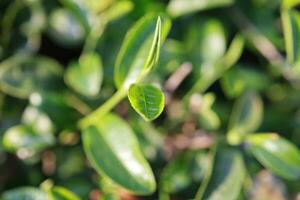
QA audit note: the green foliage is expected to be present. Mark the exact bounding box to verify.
[196,148,245,200]
[2,187,46,200]
[114,14,171,89]
[247,133,300,180]
[65,53,103,97]
[48,186,81,200]
[83,114,155,194]
[128,84,165,121]
[1,0,300,199]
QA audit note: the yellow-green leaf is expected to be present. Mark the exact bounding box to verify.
[128,84,165,121]
[282,9,300,66]
[114,14,171,89]
[48,186,81,200]
[227,91,263,145]
[167,0,234,18]
[65,53,103,97]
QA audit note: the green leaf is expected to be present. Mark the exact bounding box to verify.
[221,67,270,99]
[48,186,81,200]
[65,53,103,97]
[48,8,85,47]
[128,84,165,121]
[114,14,171,89]
[227,91,263,145]
[246,133,300,180]
[196,148,245,200]
[2,187,46,200]
[282,0,300,9]
[102,1,134,23]
[29,92,80,129]
[282,9,300,66]
[160,151,208,194]
[167,0,234,18]
[82,113,156,195]
[198,93,221,131]
[2,125,55,157]
[0,55,63,98]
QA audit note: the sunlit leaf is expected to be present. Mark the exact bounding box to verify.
[227,91,263,145]
[65,53,103,97]
[128,84,164,121]
[82,113,156,195]
[0,55,63,98]
[2,125,54,157]
[102,1,134,22]
[114,14,171,89]
[198,93,221,131]
[282,9,300,67]
[282,0,300,9]
[48,186,81,200]
[167,0,234,17]
[2,187,46,200]
[48,8,86,47]
[197,148,245,200]
[247,133,300,180]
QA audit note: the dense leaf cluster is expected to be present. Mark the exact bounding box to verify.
[0,0,300,199]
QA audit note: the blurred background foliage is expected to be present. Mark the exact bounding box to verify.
[1,0,300,199]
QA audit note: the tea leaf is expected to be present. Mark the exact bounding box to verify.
[2,187,46,200]
[82,113,156,194]
[128,84,165,121]
[48,8,85,47]
[282,0,300,9]
[114,14,171,89]
[197,148,245,200]
[2,125,55,156]
[65,53,103,97]
[48,186,81,200]
[167,0,234,17]
[247,133,300,180]
[227,92,263,145]
[282,9,300,66]
[0,56,63,98]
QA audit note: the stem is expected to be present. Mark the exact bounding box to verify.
[65,92,92,115]
[78,88,127,128]
[82,18,106,54]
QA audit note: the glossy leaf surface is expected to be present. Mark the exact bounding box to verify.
[48,8,85,47]
[197,148,245,200]
[128,84,165,121]
[167,0,234,17]
[247,133,300,180]
[82,113,156,195]
[48,186,81,200]
[114,14,171,89]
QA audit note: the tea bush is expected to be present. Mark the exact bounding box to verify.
[0,0,300,199]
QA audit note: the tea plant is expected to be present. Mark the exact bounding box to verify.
[1,0,300,200]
